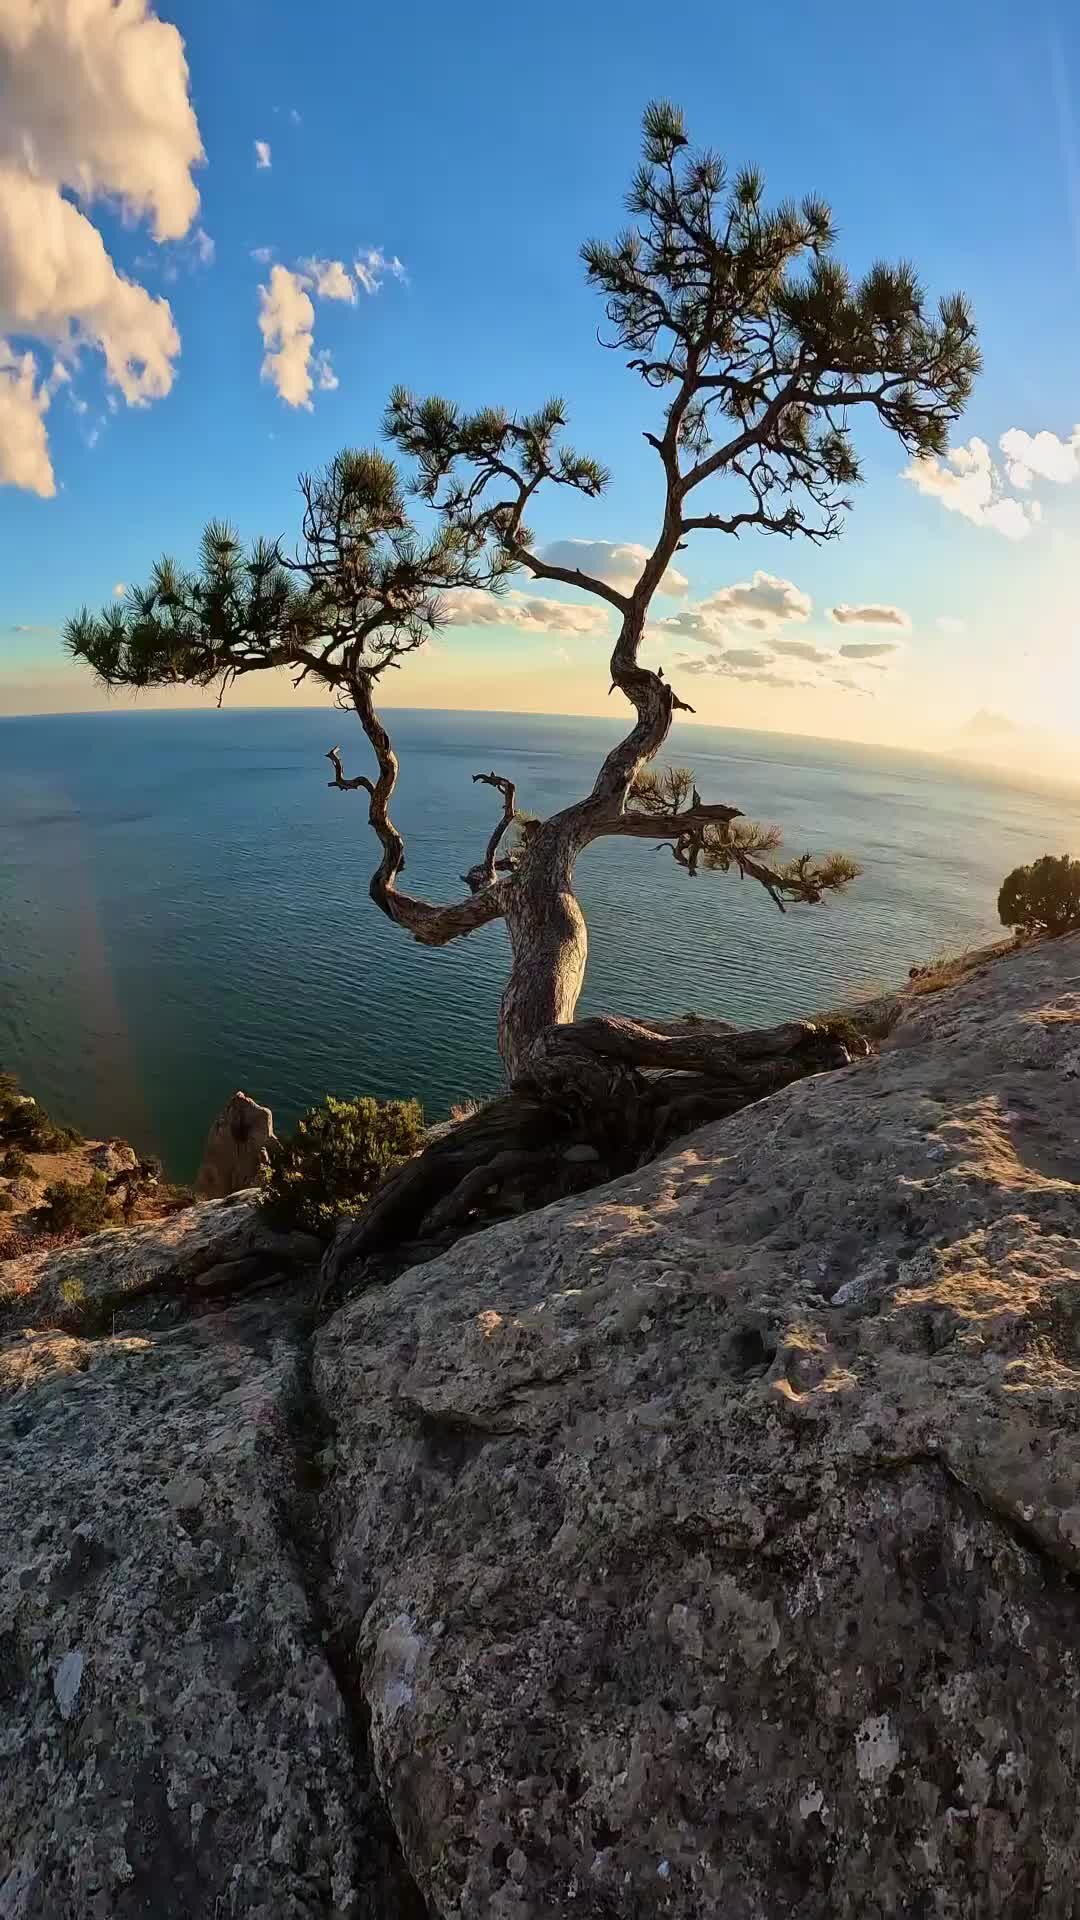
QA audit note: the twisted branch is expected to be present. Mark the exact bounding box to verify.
[462,771,519,892]
[328,674,510,947]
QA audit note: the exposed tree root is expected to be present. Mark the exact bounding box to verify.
[320,997,901,1295]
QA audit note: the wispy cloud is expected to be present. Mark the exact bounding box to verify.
[299,258,357,303]
[649,571,908,697]
[255,139,272,170]
[837,640,903,661]
[257,247,409,406]
[354,247,408,294]
[828,603,910,629]
[442,586,610,637]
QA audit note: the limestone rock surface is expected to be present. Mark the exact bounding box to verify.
[315,934,1080,1918]
[0,1194,319,1333]
[6,936,1080,1918]
[196,1092,276,1201]
[0,1212,422,1918]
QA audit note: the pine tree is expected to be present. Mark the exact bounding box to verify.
[67,104,979,1261]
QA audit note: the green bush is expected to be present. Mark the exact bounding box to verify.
[37,1174,115,1237]
[0,1073,83,1153]
[260,1094,425,1239]
[1,1146,34,1178]
[998,854,1080,939]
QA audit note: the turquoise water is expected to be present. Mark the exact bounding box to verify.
[1,707,1076,1179]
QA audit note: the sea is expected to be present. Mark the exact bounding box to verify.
[1,707,1076,1181]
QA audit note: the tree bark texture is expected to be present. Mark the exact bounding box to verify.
[321,999,902,1290]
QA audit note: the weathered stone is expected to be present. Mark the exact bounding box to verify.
[315,933,1080,1918]
[196,1092,275,1201]
[0,1293,424,1919]
[7,935,1080,1918]
[88,1140,140,1177]
[0,1194,319,1331]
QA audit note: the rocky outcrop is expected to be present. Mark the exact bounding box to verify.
[87,1141,140,1178]
[5,935,1080,1917]
[0,1204,423,1918]
[314,934,1080,1916]
[196,1091,276,1201]
[0,1194,320,1334]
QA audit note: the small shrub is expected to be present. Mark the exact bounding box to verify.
[0,1191,13,1214]
[0,1094,82,1153]
[260,1094,425,1239]
[1,1147,34,1178]
[37,1174,116,1237]
[998,854,1080,939]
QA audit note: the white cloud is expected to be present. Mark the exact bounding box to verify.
[0,340,53,496]
[540,539,688,597]
[936,615,966,635]
[258,265,318,409]
[700,572,812,629]
[193,227,215,268]
[256,250,406,404]
[300,257,356,303]
[678,653,818,692]
[656,571,811,646]
[902,437,1041,540]
[255,140,272,171]
[722,646,773,669]
[769,637,833,663]
[0,0,202,239]
[289,108,302,127]
[0,171,180,403]
[828,603,910,630]
[1000,425,1080,489]
[251,245,275,265]
[442,586,610,636]
[837,640,903,661]
[354,247,407,294]
[0,0,203,493]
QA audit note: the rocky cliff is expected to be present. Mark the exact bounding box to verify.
[4,935,1080,1917]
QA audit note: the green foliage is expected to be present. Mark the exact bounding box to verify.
[629,766,696,815]
[260,1094,426,1239]
[38,1174,115,1237]
[576,100,979,534]
[63,446,505,701]
[1,1147,34,1178]
[998,855,1080,938]
[0,1073,82,1152]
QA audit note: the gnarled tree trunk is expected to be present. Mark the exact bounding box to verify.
[499,839,589,1078]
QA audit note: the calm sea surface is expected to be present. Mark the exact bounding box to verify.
[1,707,1076,1179]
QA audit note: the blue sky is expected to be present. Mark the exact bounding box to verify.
[2,0,1080,768]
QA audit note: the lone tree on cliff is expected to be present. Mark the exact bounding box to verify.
[67,103,978,1255]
